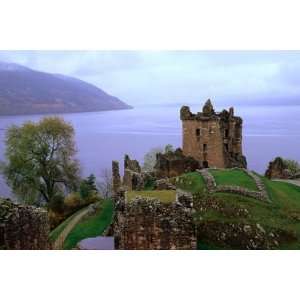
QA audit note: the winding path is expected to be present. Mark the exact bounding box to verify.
[273,179,300,187]
[53,206,91,250]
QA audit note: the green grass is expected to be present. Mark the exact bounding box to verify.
[126,190,176,203]
[63,199,114,250]
[49,206,88,243]
[210,169,258,190]
[175,172,206,193]
[261,177,300,210]
[176,170,300,249]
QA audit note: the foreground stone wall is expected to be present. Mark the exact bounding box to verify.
[113,192,197,250]
[0,199,50,250]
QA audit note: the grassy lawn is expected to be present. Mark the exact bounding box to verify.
[126,190,176,203]
[175,172,206,193]
[63,199,114,250]
[49,206,88,243]
[210,169,258,190]
[193,178,300,249]
[261,177,300,210]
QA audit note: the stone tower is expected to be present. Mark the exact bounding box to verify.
[180,99,247,169]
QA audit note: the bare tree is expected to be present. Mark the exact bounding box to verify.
[142,147,163,172]
[97,168,113,199]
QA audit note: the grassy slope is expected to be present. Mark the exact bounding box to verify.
[175,172,206,193]
[210,169,258,190]
[49,206,88,243]
[179,171,300,249]
[63,199,114,250]
[127,190,176,203]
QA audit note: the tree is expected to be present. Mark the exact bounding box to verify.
[79,174,98,199]
[283,159,300,176]
[97,168,112,199]
[142,147,163,172]
[164,144,174,153]
[1,117,80,205]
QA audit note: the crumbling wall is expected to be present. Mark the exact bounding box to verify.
[198,168,270,202]
[265,157,291,179]
[112,160,121,195]
[154,148,200,178]
[114,154,155,192]
[113,192,197,250]
[122,155,144,191]
[0,198,50,250]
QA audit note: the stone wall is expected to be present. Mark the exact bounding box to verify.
[0,198,50,250]
[154,148,200,178]
[112,160,121,196]
[197,168,270,202]
[113,155,156,192]
[113,191,197,250]
[265,157,291,179]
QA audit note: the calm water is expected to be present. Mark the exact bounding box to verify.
[0,105,300,197]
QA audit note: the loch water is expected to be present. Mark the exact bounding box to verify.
[0,104,299,197]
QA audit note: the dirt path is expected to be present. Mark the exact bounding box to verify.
[273,179,300,187]
[53,206,91,250]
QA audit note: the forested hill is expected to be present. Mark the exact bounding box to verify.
[0,62,132,115]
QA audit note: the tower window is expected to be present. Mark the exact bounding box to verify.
[203,144,207,151]
[196,128,200,136]
[224,143,229,151]
[225,129,229,138]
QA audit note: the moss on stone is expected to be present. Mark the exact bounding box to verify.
[126,190,176,203]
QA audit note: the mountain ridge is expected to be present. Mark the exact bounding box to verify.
[0,62,132,115]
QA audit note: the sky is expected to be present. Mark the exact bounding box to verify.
[0,50,300,107]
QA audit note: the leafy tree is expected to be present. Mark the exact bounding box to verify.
[1,117,80,205]
[142,147,163,172]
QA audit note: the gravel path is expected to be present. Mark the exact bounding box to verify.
[53,206,91,250]
[273,179,300,187]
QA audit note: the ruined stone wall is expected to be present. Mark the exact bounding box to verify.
[265,157,291,179]
[197,168,270,202]
[113,192,197,250]
[112,160,121,196]
[154,148,200,178]
[0,199,50,250]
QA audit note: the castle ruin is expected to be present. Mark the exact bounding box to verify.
[180,99,247,169]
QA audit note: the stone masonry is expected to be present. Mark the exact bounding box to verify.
[198,168,270,202]
[180,99,247,169]
[265,157,292,179]
[0,198,50,250]
[113,190,197,250]
[154,148,200,178]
